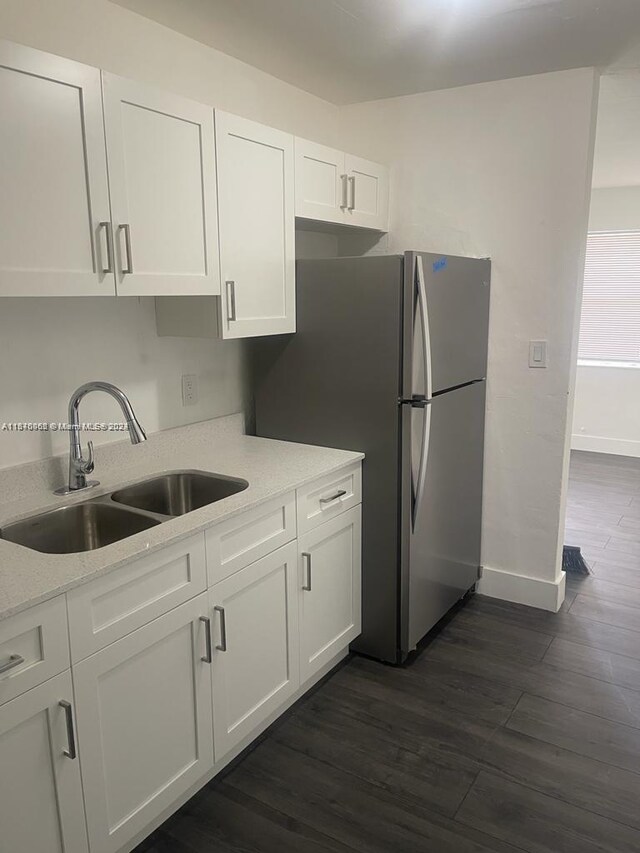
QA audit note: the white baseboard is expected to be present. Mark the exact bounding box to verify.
[478,565,566,612]
[571,433,640,458]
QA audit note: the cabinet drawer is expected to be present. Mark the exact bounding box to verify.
[67,533,207,661]
[206,492,296,585]
[296,463,362,535]
[0,597,69,706]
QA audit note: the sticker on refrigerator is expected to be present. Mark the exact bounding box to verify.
[433,257,447,273]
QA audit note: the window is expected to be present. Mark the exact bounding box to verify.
[578,230,640,365]
[578,231,640,366]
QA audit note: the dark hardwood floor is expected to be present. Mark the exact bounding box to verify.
[137,449,640,853]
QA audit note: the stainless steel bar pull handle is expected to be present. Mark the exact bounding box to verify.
[118,223,133,274]
[0,654,24,675]
[302,552,312,591]
[415,255,432,402]
[348,176,356,211]
[59,700,77,760]
[214,605,227,651]
[226,280,237,322]
[98,222,114,274]
[411,256,432,531]
[340,174,348,209]
[412,403,431,531]
[319,489,347,506]
[199,616,212,663]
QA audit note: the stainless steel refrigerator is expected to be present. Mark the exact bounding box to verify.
[254,251,491,663]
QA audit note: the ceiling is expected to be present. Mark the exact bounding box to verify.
[112,0,640,104]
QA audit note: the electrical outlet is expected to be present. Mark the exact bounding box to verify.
[182,374,198,406]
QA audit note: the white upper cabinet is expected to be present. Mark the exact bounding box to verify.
[216,111,296,338]
[295,140,346,224]
[102,74,220,297]
[0,40,113,297]
[0,36,387,308]
[295,138,389,232]
[344,153,389,231]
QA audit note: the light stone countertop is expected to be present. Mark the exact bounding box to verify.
[0,414,363,622]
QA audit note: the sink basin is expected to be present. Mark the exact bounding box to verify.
[111,471,249,517]
[0,470,249,554]
[0,502,160,554]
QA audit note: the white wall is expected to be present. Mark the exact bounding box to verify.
[589,185,640,230]
[0,298,249,468]
[572,365,640,457]
[0,0,343,469]
[340,69,599,610]
[571,186,640,458]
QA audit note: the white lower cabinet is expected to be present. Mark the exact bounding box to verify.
[298,505,362,683]
[72,594,214,853]
[0,464,362,853]
[210,541,300,760]
[0,671,88,853]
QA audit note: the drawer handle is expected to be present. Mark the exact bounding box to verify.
[0,654,24,675]
[59,700,77,760]
[320,489,347,507]
[302,552,312,591]
[199,616,212,664]
[214,605,227,652]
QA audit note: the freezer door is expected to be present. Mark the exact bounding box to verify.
[400,381,486,655]
[402,252,490,398]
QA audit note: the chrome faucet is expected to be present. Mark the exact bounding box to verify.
[55,382,147,495]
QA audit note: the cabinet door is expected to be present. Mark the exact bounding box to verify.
[298,505,362,683]
[216,111,295,338]
[73,594,214,853]
[210,541,299,760]
[0,40,113,296]
[0,671,88,853]
[344,154,389,231]
[295,138,346,224]
[102,73,219,297]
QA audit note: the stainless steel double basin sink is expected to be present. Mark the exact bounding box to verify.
[0,471,249,555]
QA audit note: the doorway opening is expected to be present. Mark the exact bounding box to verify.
[563,67,640,603]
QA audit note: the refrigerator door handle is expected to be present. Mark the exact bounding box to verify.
[415,255,433,401]
[412,401,432,531]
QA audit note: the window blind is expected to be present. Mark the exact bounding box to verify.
[578,230,640,363]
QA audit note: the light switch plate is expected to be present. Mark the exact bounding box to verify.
[529,340,547,368]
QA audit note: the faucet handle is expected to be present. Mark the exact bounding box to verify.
[81,440,95,474]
